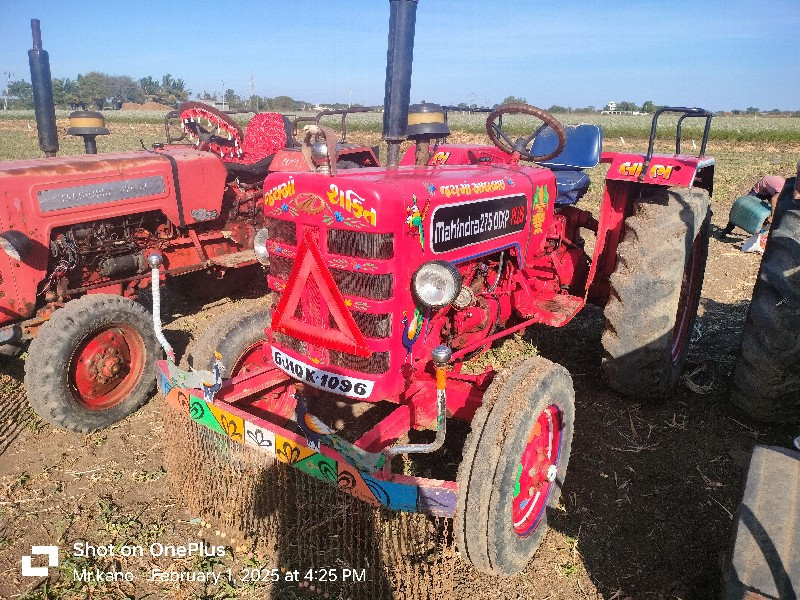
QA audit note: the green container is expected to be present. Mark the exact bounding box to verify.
[727,195,771,235]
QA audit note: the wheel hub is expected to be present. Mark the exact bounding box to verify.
[231,342,268,376]
[71,325,145,410]
[512,405,563,537]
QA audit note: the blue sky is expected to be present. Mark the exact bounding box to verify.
[1,0,798,111]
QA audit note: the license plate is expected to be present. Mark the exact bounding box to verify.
[271,347,375,399]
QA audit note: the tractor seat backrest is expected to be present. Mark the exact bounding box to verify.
[530,124,603,205]
[224,113,293,177]
[531,124,602,170]
[242,112,289,162]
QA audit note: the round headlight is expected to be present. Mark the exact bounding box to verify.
[412,260,462,308]
[253,228,270,266]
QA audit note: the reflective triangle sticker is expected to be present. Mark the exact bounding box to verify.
[271,230,372,358]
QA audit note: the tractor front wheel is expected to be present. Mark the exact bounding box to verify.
[184,305,271,375]
[24,294,159,432]
[602,186,711,399]
[456,356,575,575]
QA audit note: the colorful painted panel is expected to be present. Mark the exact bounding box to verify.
[244,419,276,455]
[157,360,458,517]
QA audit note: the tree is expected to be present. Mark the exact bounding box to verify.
[224,88,241,107]
[745,107,759,114]
[156,74,189,106]
[547,105,569,113]
[110,75,144,104]
[7,80,33,108]
[52,78,82,109]
[270,95,299,110]
[138,76,160,100]
[641,100,655,114]
[77,72,114,109]
[501,95,526,105]
[616,100,640,112]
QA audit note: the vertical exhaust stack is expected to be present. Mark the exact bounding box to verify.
[28,19,59,157]
[382,0,418,167]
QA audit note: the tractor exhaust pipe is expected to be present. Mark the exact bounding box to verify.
[28,19,59,157]
[382,0,418,167]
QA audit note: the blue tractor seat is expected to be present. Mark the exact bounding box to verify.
[530,124,603,204]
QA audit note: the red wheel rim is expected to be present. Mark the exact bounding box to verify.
[512,404,563,537]
[230,342,268,376]
[70,324,146,410]
[671,231,704,364]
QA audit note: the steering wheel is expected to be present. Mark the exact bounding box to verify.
[486,103,566,162]
[178,101,245,159]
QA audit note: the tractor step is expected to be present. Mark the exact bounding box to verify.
[209,249,260,268]
[531,294,584,326]
[723,445,800,599]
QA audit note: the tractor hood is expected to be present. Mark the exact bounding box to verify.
[0,148,227,231]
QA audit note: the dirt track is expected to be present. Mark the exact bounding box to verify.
[1,138,799,599]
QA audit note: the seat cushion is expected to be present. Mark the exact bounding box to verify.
[554,171,591,205]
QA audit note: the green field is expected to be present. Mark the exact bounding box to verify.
[1,110,797,210]
[2,107,800,146]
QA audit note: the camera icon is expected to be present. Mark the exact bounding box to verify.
[21,546,58,577]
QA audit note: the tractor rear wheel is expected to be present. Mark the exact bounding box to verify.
[184,304,271,375]
[455,356,575,575]
[24,294,159,432]
[731,183,800,421]
[602,186,711,399]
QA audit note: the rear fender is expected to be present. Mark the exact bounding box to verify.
[603,151,715,191]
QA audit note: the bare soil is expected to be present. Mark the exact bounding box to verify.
[1,137,799,599]
[120,102,174,112]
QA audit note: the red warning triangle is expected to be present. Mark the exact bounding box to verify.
[271,230,372,358]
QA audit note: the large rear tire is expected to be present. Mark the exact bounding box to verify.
[602,186,711,399]
[24,294,159,432]
[731,180,800,421]
[455,356,575,575]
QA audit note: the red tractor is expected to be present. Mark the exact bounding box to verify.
[0,20,377,432]
[154,0,714,575]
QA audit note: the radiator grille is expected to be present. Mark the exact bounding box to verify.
[330,312,392,339]
[330,350,391,374]
[265,217,297,245]
[327,230,394,259]
[269,255,294,280]
[273,332,306,354]
[330,269,393,300]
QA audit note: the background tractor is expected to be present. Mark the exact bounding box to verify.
[155,0,715,576]
[0,20,377,432]
[721,177,799,599]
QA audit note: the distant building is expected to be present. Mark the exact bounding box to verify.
[601,100,647,116]
[201,100,230,111]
